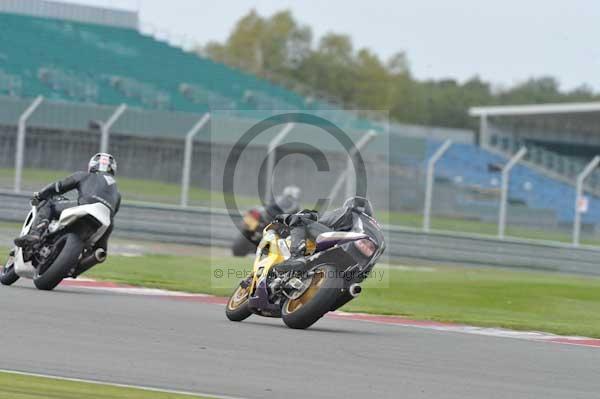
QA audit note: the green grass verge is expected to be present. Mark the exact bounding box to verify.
[0,371,212,399]
[88,255,600,338]
[0,222,21,230]
[0,168,257,207]
[380,210,600,245]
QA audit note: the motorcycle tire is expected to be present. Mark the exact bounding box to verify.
[329,290,355,312]
[281,264,341,330]
[0,251,19,286]
[226,283,253,322]
[34,233,83,291]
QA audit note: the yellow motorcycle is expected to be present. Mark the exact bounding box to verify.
[226,212,385,329]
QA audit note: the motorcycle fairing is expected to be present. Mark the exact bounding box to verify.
[315,231,369,252]
[246,226,289,314]
[14,207,37,278]
[243,213,260,231]
[54,203,111,245]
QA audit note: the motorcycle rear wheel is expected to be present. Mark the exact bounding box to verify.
[34,233,83,291]
[225,283,253,321]
[0,251,19,286]
[281,264,341,329]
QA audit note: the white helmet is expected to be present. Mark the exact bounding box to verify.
[282,185,301,201]
[88,153,117,176]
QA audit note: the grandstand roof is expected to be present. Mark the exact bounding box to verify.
[0,0,138,29]
[470,102,600,138]
[470,102,600,117]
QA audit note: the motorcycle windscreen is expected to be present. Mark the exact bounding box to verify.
[356,215,385,248]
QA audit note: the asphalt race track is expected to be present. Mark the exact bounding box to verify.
[1,282,600,399]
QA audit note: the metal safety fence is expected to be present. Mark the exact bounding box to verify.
[1,191,599,275]
[2,94,599,247]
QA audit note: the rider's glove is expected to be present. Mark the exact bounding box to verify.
[273,214,288,224]
[30,192,41,207]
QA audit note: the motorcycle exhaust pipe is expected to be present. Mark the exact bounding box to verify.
[348,283,362,298]
[77,249,107,275]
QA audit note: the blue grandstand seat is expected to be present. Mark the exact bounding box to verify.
[426,141,600,224]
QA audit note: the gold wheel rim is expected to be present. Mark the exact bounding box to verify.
[285,270,326,314]
[227,285,249,311]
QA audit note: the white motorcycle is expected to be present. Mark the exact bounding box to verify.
[1,196,111,290]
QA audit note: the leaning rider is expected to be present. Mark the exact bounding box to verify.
[14,153,122,259]
[274,197,375,273]
[264,185,302,220]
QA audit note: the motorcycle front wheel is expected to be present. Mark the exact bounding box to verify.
[34,233,83,291]
[225,282,253,322]
[0,250,19,286]
[281,264,341,330]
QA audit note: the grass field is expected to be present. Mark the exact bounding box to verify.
[88,254,600,338]
[0,371,212,399]
[0,222,20,230]
[2,167,596,245]
[381,210,595,244]
[0,168,241,207]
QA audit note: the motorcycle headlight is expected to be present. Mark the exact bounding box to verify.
[354,239,376,257]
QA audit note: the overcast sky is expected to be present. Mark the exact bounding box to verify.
[57,0,600,91]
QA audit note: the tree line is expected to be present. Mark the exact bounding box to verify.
[201,10,599,129]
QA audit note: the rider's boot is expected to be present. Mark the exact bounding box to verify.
[14,220,49,248]
[273,257,308,274]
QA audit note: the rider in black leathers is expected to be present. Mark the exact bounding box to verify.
[274,197,374,273]
[14,153,121,256]
[264,186,301,220]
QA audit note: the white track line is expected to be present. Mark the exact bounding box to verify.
[62,278,213,297]
[0,369,246,399]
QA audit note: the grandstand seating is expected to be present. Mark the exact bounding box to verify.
[1,9,595,226]
[428,141,600,224]
[491,132,600,191]
[0,67,21,96]
[0,12,316,112]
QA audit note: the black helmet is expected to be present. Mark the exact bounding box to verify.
[342,196,374,217]
[88,153,117,176]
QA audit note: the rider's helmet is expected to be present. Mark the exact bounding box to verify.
[275,185,301,213]
[343,196,374,217]
[88,153,117,176]
[282,185,301,201]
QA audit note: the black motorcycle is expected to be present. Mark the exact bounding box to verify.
[226,211,386,329]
